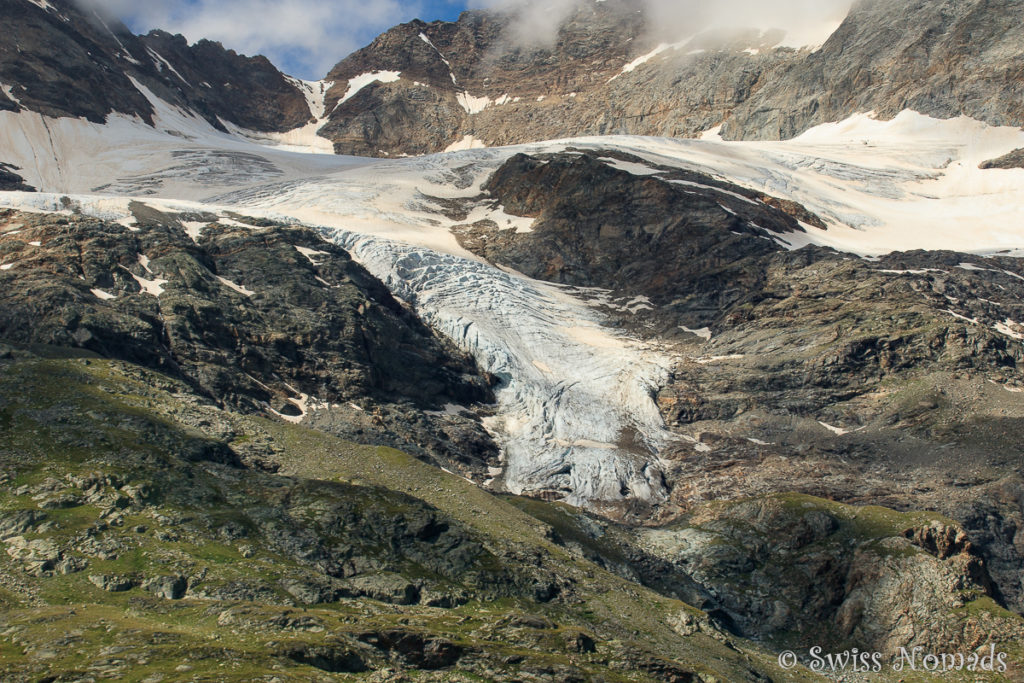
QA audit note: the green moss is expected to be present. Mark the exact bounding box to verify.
[954,596,1022,621]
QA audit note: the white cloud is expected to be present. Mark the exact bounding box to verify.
[79,0,855,79]
[478,0,854,50]
[82,0,428,79]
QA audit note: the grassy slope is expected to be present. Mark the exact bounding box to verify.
[0,348,814,682]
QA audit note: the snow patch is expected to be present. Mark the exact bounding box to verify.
[680,326,712,340]
[146,47,190,87]
[463,203,534,234]
[285,77,334,120]
[666,179,760,205]
[294,245,330,264]
[182,222,205,243]
[131,273,168,297]
[694,355,744,364]
[945,310,979,325]
[444,135,487,153]
[337,71,401,108]
[995,320,1024,341]
[216,276,254,297]
[818,421,853,436]
[457,92,491,115]
[91,288,116,301]
[1,83,22,107]
[599,157,661,176]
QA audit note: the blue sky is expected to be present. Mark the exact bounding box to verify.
[90,0,473,79]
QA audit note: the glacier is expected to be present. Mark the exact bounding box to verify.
[3,86,1024,507]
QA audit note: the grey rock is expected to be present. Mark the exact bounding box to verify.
[341,573,421,606]
[980,148,1024,170]
[88,574,137,592]
[141,575,188,599]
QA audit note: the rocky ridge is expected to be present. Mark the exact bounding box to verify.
[5,0,1022,158]
[0,0,310,132]
[314,0,1024,156]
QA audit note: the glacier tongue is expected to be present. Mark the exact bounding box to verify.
[330,229,673,507]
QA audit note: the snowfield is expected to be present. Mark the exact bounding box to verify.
[2,85,1024,506]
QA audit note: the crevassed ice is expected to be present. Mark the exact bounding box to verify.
[327,228,673,507]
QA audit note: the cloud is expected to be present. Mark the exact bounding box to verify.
[78,0,854,79]
[79,0,439,79]
[477,0,854,50]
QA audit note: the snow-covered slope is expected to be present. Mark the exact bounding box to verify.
[3,88,1024,506]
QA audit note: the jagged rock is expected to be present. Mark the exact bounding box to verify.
[0,510,49,537]
[904,522,974,560]
[356,629,463,669]
[0,0,310,132]
[281,641,367,673]
[312,0,1024,155]
[633,494,1024,655]
[281,577,338,605]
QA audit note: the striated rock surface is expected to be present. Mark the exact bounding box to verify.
[720,0,1024,140]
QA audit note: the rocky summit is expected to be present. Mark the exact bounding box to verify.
[1,0,1024,681]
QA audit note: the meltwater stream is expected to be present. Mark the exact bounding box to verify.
[326,228,674,508]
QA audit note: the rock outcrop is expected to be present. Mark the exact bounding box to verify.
[0,206,498,475]
[981,148,1024,170]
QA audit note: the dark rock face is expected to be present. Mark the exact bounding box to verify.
[0,163,35,192]
[981,148,1024,170]
[455,150,815,327]
[0,206,497,472]
[317,80,466,157]
[0,0,309,132]
[0,0,157,124]
[139,30,313,133]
